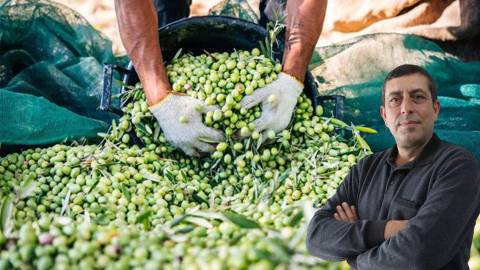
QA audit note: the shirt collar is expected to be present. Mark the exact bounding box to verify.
[385,133,441,168]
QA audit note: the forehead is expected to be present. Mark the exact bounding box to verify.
[385,73,430,97]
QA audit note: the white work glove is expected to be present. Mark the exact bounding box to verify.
[150,93,225,156]
[237,72,304,141]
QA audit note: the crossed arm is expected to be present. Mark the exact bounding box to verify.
[334,202,408,241]
[306,154,480,269]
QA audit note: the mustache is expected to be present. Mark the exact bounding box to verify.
[396,116,422,126]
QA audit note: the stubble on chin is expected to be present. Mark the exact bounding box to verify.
[396,128,428,149]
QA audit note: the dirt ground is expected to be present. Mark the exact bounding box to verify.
[53,0,260,56]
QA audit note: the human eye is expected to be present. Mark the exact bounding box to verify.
[389,97,401,107]
[390,97,399,103]
[413,95,425,100]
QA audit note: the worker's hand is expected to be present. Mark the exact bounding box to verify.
[150,93,225,157]
[235,72,303,142]
[384,220,408,240]
[334,202,359,223]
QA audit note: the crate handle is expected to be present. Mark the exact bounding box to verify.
[98,63,130,114]
[317,95,345,120]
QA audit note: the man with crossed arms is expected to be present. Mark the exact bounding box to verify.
[306,64,480,269]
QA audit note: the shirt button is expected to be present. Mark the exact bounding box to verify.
[390,181,394,185]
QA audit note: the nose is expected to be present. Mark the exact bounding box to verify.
[401,96,414,115]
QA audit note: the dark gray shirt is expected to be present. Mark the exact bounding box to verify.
[306,133,480,270]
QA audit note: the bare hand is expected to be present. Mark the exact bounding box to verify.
[333,202,359,222]
[384,220,408,240]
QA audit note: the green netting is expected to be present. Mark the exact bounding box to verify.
[0,90,108,144]
[209,0,258,23]
[309,33,480,163]
[0,0,126,152]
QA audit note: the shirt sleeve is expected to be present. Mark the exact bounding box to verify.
[306,157,387,261]
[352,152,480,270]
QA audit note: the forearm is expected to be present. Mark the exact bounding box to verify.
[307,212,387,261]
[282,0,327,82]
[306,158,380,260]
[114,0,170,106]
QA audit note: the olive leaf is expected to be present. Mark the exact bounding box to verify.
[135,209,152,226]
[97,132,113,140]
[256,133,263,150]
[116,80,136,90]
[338,150,361,156]
[0,196,13,237]
[35,193,43,205]
[60,189,71,216]
[211,158,222,170]
[84,210,91,224]
[175,225,195,234]
[229,233,244,245]
[265,238,292,263]
[135,122,147,135]
[198,137,221,144]
[329,117,348,127]
[192,194,208,205]
[210,190,215,210]
[252,248,271,261]
[186,205,201,215]
[321,116,332,125]
[154,124,161,141]
[191,211,223,221]
[93,213,114,225]
[355,126,378,134]
[277,169,290,187]
[289,211,303,227]
[112,119,118,139]
[145,124,153,135]
[134,89,144,101]
[169,234,188,243]
[258,41,269,61]
[164,170,176,183]
[180,170,188,180]
[222,211,261,229]
[142,172,161,183]
[87,177,100,194]
[172,48,183,62]
[168,214,187,228]
[18,176,38,199]
[185,216,212,229]
[245,137,252,150]
[120,184,131,203]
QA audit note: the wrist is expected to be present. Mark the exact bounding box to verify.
[384,220,391,240]
[282,45,311,83]
[149,92,173,111]
[384,220,407,240]
[144,80,171,106]
[282,66,307,84]
[280,72,305,89]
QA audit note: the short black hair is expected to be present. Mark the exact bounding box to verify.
[381,64,437,107]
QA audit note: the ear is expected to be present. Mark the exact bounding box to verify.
[433,100,440,122]
[380,106,388,126]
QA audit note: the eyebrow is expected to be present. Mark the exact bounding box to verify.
[387,88,428,97]
[409,88,428,95]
